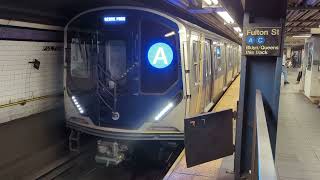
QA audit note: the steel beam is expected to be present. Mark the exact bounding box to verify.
[286,25,319,28]
[287,20,320,23]
[288,6,320,10]
[188,7,224,14]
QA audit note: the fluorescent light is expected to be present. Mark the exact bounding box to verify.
[164,31,176,37]
[154,102,174,121]
[292,34,311,38]
[239,33,243,37]
[233,27,241,33]
[203,0,212,5]
[203,0,219,6]
[212,0,218,5]
[217,11,234,24]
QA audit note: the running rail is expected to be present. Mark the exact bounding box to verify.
[251,90,278,180]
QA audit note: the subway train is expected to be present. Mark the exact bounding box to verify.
[64,6,241,161]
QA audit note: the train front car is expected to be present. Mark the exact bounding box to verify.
[64,6,186,151]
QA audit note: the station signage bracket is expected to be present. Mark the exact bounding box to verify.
[242,27,282,56]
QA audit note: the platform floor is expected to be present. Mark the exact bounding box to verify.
[164,76,240,180]
[276,69,320,180]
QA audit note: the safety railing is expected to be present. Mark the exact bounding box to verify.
[251,90,278,180]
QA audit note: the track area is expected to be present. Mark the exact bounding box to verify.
[38,76,239,180]
[39,141,184,180]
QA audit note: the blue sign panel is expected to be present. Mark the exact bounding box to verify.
[148,43,173,69]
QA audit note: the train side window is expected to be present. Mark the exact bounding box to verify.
[192,41,200,85]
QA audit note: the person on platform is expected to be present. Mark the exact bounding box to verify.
[282,54,290,85]
[296,64,303,84]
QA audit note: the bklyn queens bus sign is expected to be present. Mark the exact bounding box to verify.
[148,42,173,69]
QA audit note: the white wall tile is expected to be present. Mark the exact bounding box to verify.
[0,40,64,123]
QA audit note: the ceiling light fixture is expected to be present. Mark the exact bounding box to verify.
[212,0,219,5]
[233,27,241,33]
[217,11,235,24]
[203,0,212,5]
[292,34,311,38]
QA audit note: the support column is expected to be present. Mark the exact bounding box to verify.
[234,0,288,179]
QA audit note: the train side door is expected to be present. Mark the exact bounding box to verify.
[188,33,201,115]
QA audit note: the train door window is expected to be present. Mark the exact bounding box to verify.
[221,44,226,72]
[140,17,179,93]
[192,41,200,85]
[203,41,208,78]
[215,45,222,75]
[204,39,212,77]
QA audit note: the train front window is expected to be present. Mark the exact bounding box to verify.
[66,11,138,94]
[140,18,180,94]
[70,38,90,78]
[66,9,180,97]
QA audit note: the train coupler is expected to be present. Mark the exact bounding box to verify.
[95,140,128,167]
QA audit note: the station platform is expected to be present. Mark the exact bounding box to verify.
[164,76,240,180]
[165,69,320,180]
[276,69,320,180]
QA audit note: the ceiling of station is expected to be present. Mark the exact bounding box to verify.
[285,0,320,47]
[0,0,242,43]
[2,0,318,47]
[286,0,320,36]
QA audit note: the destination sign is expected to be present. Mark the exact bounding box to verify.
[243,27,282,56]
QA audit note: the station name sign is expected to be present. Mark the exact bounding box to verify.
[243,27,282,56]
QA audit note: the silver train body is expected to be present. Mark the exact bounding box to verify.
[64,6,241,141]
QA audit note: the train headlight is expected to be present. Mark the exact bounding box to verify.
[154,102,174,121]
[71,96,85,114]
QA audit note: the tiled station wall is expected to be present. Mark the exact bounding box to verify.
[0,26,64,123]
[0,24,68,178]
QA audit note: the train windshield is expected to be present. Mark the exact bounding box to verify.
[65,9,182,128]
[66,9,180,94]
